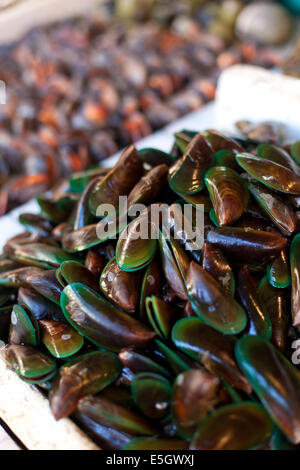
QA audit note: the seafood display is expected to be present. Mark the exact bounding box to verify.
[0,125,300,450]
[0,2,285,214]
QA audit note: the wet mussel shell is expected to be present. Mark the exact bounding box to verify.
[49,351,122,420]
[60,283,155,352]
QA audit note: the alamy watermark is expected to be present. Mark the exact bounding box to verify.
[95,197,204,251]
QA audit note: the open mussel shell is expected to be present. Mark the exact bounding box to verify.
[235,335,300,444]
[202,242,235,296]
[245,177,296,236]
[207,227,287,265]
[237,266,272,339]
[89,145,143,216]
[131,372,171,420]
[258,276,290,352]
[190,402,273,450]
[169,134,214,195]
[116,210,157,272]
[186,262,247,335]
[78,395,157,436]
[49,351,121,420]
[2,344,56,384]
[100,258,140,313]
[145,295,173,339]
[172,318,251,393]
[57,260,99,292]
[290,234,300,326]
[140,260,161,320]
[61,283,155,352]
[13,243,79,269]
[236,153,300,194]
[158,232,189,301]
[119,348,172,380]
[267,247,291,288]
[172,368,221,439]
[124,437,189,450]
[73,176,103,230]
[257,143,300,175]
[205,166,249,226]
[39,320,84,358]
[9,303,39,347]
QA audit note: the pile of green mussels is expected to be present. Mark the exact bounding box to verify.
[1,128,300,450]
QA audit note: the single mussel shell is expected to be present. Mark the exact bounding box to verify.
[78,395,157,436]
[236,153,300,194]
[267,247,291,288]
[257,143,300,175]
[119,349,172,380]
[201,130,244,154]
[69,168,109,194]
[19,213,53,236]
[73,176,103,230]
[207,227,287,265]
[291,140,300,165]
[37,194,78,224]
[131,372,171,420]
[258,276,290,352]
[13,243,79,269]
[89,145,143,216]
[57,260,99,292]
[235,335,300,444]
[202,242,235,296]
[172,368,221,439]
[245,177,296,236]
[49,351,121,420]
[186,262,247,335]
[140,260,161,320]
[205,166,249,226]
[100,258,140,313]
[0,267,62,305]
[61,283,155,352]
[158,232,189,301]
[145,295,174,338]
[63,216,126,253]
[169,134,214,195]
[172,318,251,393]
[127,164,168,207]
[116,209,157,272]
[190,402,273,450]
[290,234,300,326]
[74,410,131,450]
[138,148,176,168]
[18,287,64,322]
[39,320,84,358]
[237,266,272,339]
[124,438,188,450]
[9,303,39,346]
[2,344,56,384]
